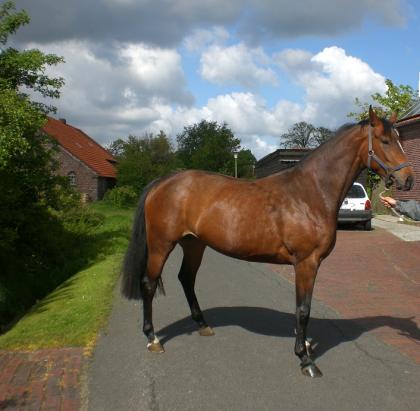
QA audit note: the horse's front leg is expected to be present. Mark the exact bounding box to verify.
[294,257,323,377]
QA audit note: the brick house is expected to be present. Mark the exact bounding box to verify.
[42,117,117,201]
[394,102,420,202]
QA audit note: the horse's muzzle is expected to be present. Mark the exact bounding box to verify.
[394,174,414,191]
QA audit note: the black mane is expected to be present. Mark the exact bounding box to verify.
[335,117,393,137]
[358,118,393,133]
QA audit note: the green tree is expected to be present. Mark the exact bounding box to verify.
[112,131,180,193]
[1,0,65,244]
[0,0,64,170]
[107,138,126,158]
[0,1,73,322]
[176,120,241,174]
[348,79,419,121]
[237,149,256,178]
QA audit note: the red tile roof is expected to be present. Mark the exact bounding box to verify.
[42,117,117,178]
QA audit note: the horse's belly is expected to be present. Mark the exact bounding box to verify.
[202,234,294,265]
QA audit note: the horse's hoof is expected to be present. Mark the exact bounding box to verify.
[301,363,323,378]
[199,326,215,336]
[147,338,164,353]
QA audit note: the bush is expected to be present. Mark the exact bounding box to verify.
[0,208,74,326]
[58,207,105,235]
[0,204,106,328]
[103,186,138,207]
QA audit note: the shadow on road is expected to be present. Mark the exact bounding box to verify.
[158,306,419,359]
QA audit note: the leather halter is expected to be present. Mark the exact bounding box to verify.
[367,126,409,174]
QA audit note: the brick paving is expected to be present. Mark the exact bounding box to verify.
[271,227,420,364]
[0,348,86,411]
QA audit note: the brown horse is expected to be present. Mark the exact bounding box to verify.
[122,107,413,377]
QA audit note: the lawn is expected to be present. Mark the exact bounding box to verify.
[0,202,134,351]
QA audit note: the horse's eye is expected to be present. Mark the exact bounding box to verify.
[381,138,390,145]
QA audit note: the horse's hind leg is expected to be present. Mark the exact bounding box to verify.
[141,276,163,353]
[178,237,214,336]
[142,243,174,353]
[294,256,322,377]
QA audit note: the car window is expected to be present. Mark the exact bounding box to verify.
[345,185,365,198]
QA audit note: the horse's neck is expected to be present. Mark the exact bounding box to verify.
[298,127,366,212]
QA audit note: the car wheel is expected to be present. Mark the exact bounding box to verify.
[364,220,372,231]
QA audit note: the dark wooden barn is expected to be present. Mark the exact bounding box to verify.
[255,149,312,178]
[256,147,367,186]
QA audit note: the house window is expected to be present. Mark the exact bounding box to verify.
[68,171,76,187]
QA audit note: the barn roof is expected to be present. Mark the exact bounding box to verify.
[42,117,117,178]
[403,101,420,118]
[396,101,420,128]
[257,148,312,165]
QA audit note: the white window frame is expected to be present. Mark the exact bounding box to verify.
[68,171,77,187]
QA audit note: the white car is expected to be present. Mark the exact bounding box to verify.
[338,182,372,230]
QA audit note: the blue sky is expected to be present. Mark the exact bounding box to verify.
[14,0,420,158]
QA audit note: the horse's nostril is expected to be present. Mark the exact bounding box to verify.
[405,175,414,190]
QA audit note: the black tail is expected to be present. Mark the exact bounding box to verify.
[121,180,165,300]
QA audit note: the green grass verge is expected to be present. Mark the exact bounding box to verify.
[0,202,134,351]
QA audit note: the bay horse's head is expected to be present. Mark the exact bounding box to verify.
[362,106,414,191]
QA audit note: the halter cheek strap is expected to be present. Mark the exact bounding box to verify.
[367,126,409,174]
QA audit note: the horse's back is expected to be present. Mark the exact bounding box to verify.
[146,170,260,225]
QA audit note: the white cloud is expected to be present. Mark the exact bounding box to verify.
[183,26,230,52]
[27,40,389,160]
[143,47,388,157]
[28,40,193,132]
[143,93,301,158]
[311,47,386,93]
[275,48,316,75]
[275,46,387,127]
[9,0,408,165]
[120,44,193,103]
[254,137,278,159]
[200,43,278,88]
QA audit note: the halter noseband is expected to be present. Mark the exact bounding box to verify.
[367,126,409,174]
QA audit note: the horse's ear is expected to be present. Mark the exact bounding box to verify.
[369,105,381,127]
[389,111,398,124]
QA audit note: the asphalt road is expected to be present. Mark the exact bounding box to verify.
[87,246,420,411]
